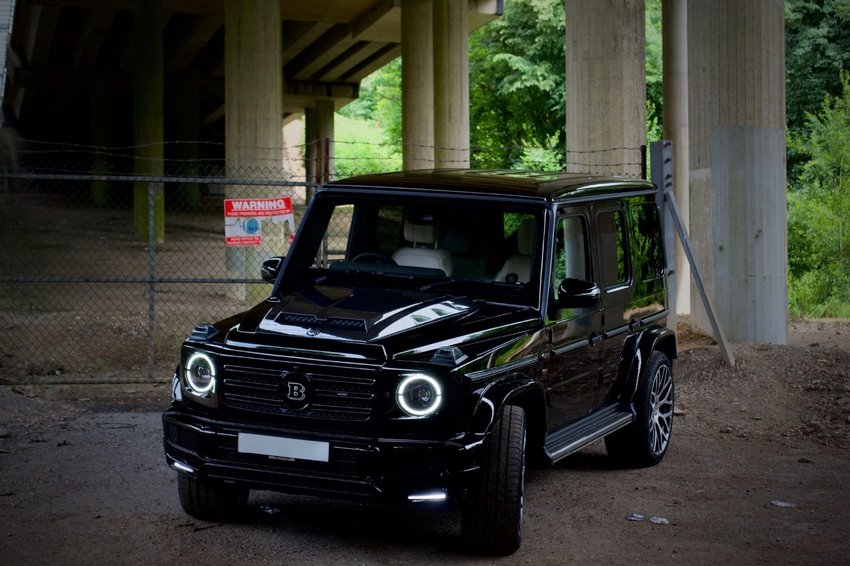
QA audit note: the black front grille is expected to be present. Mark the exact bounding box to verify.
[222,364,377,422]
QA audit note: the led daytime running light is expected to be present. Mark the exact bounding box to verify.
[397,374,443,417]
[185,351,216,395]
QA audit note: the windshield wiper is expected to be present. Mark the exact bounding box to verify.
[418,278,466,292]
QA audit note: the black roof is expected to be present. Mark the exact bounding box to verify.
[325,169,655,201]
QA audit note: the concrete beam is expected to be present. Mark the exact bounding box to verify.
[73,8,116,70]
[166,15,222,74]
[286,24,356,80]
[339,43,399,82]
[282,20,334,65]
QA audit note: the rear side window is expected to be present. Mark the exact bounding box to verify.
[596,209,628,289]
[628,202,665,282]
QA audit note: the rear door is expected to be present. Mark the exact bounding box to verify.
[593,205,636,404]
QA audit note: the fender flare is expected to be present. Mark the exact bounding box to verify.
[619,326,677,404]
[469,374,546,438]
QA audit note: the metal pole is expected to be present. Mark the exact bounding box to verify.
[147,181,156,380]
[651,141,734,366]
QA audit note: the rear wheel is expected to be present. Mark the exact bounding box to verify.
[177,474,249,521]
[462,405,526,555]
[605,351,674,467]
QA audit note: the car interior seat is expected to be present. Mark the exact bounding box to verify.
[392,219,454,276]
[494,218,534,284]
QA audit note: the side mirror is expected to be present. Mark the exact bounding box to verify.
[555,278,601,309]
[260,257,284,283]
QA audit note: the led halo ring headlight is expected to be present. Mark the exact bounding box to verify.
[397,374,443,417]
[185,351,216,395]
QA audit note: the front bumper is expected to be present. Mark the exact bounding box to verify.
[162,408,483,503]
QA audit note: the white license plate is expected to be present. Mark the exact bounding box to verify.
[238,433,329,463]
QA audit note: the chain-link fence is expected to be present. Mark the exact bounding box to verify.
[0,159,322,386]
[0,136,648,386]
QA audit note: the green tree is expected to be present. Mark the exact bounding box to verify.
[340,0,664,171]
[785,0,850,133]
[787,70,850,317]
[333,114,401,178]
[338,58,402,150]
[645,0,663,138]
[785,0,850,183]
[469,0,566,168]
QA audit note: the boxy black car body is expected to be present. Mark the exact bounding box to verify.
[163,170,676,555]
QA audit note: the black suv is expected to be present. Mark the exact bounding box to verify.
[162,170,676,555]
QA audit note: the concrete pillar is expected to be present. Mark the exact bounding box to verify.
[304,99,335,195]
[433,0,469,168]
[225,0,283,302]
[565,0,645,176]
[90,78,112,207]
[225,0,282,175]
[132,0,164,242]
[662,0,690,316]
[688,0,787,343]
[402,0,434,170]
[171,77,200,209]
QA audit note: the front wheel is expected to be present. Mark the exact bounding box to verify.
[462,405,526,555]
[605,351,674,467]
[177,473,249,522]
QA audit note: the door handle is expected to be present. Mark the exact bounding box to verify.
[589,334,603,347]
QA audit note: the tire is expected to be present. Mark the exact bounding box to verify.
[177,473,249,522]
[605,351,674,468]
[462,405,526,556]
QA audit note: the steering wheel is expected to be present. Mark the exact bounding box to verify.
[351,252,397,265]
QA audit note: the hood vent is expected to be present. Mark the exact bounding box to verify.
[275,312,367,332]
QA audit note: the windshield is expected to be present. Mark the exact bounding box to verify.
[280,191,545,307]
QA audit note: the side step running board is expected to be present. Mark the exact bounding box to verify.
[543,404,634,465]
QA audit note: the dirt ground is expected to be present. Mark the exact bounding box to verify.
[1,320,849,564]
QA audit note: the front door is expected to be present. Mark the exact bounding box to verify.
[545,212,604,430]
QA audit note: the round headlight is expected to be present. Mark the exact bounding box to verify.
[185,352,216,395]
[397,374,443,417]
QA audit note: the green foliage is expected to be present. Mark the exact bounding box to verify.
[333,114,401,178]
[785,0,850,133]
[469,0,566,169]
[787,70,850,317]
[645,0,663,135]
[785,0,850,183]
[338,0,663,172]
[338,58,402,152]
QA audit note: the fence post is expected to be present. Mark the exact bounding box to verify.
[651,141,676,323]
[147,181,157,380]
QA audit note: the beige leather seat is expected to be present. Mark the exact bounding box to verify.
[392,221,453,276]
[494,219,534,283]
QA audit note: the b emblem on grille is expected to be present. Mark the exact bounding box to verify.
[280,372,312,410]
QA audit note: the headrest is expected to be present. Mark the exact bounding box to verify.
[517,219,534,255]
[404,220,436,245]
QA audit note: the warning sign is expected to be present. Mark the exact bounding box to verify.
[224,197,294,246]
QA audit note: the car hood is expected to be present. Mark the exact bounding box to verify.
[222,285,539,362]
[256,285,477,342]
